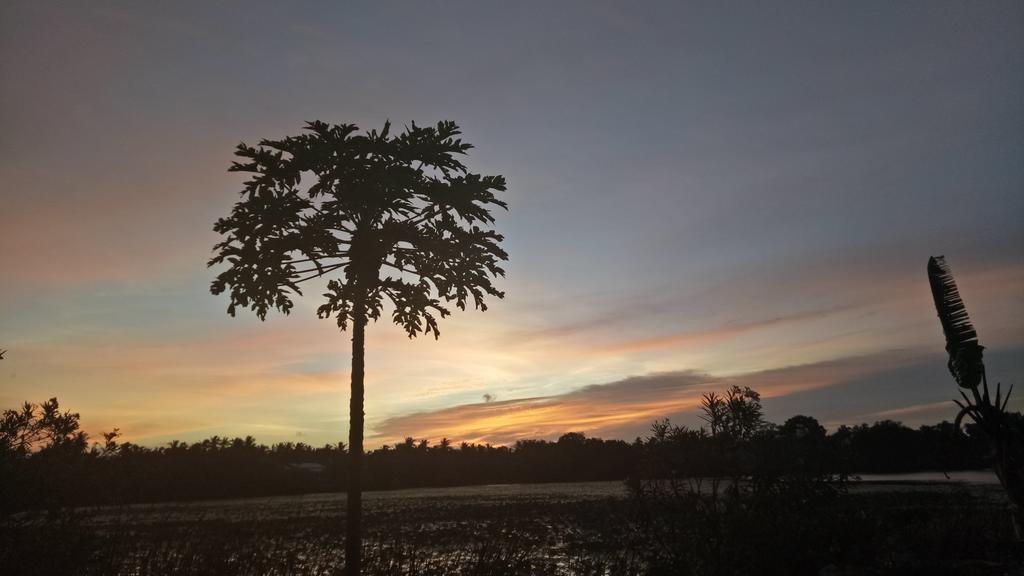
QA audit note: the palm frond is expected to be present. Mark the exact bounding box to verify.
[927,256,985,389]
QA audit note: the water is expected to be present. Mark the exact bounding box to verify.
[82,472,1002,523]
[855,470,1000,484]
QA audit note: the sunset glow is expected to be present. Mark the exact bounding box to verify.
[1,2,1022,450]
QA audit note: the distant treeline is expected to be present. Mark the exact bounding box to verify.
[0,396,999,514]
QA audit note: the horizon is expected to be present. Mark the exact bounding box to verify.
[2,1,1022,449]
[48,397,1002,452]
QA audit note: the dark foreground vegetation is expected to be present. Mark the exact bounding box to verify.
[3,389,1023,575]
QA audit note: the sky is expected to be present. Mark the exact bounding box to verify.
[1,1,1022,448]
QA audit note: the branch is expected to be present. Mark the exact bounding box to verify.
[288,255,347,266]
[292,263,346,284]
[405,205,447,227]
[291,262,347,276]
[382,260,418,275]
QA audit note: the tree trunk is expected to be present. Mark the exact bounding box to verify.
[345,298,367,575]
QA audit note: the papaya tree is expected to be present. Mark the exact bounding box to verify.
[208,120,508,574]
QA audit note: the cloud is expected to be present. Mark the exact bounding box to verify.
[370,344,1024,447]
[371,371,713,446]
[591,306,853,355]
[493,252,1024,382]
[852,401,955,422]
[369,348,939,446]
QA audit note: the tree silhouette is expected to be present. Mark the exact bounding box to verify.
[700,386,765,441]
[208,120,508,574]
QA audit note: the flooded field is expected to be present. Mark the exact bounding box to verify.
[3,476,1015,575]
[78,481,630,526]
[4,482,640,575]
[64,471,1006,529]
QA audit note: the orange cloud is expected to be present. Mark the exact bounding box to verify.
[370,349,930,446]
[372,378,709,446]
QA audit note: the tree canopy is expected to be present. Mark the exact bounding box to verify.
[208,120,508,337]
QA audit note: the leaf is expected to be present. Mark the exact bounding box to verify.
[927,256,984,389]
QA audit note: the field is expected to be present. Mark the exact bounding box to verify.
[3,482,636,575]
[2,478,1022,576]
